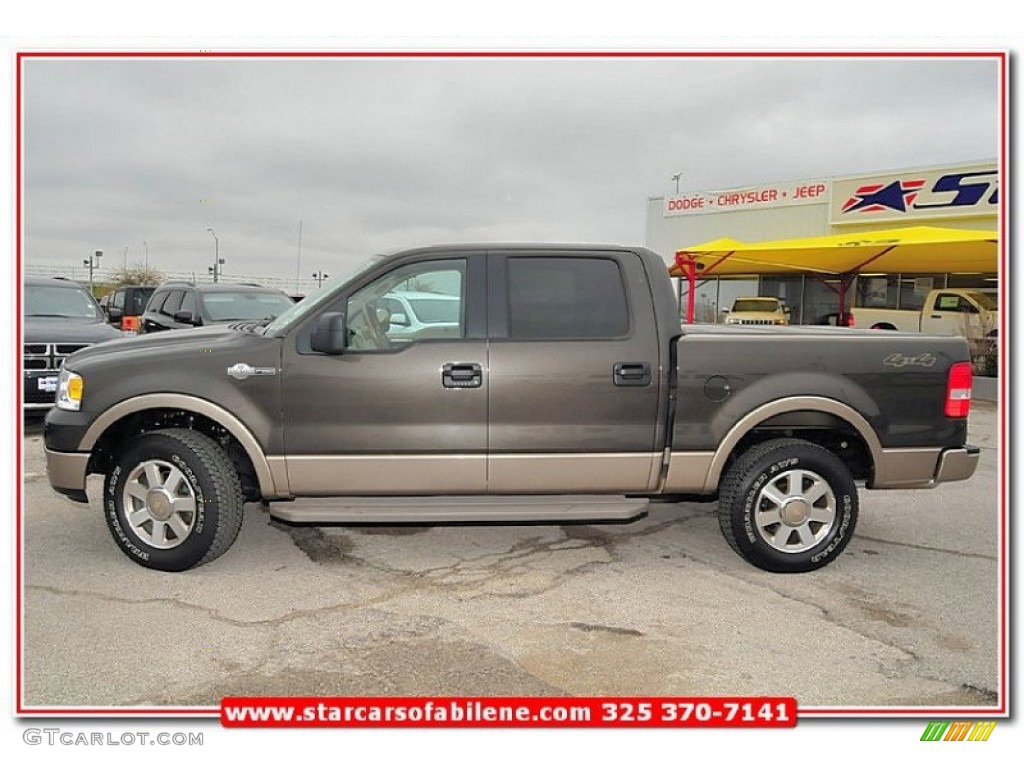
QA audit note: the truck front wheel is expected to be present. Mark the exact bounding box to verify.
[718,438,858,572]
[103,428,244,571]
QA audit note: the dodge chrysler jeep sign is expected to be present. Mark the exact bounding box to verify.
[663,180,831,217]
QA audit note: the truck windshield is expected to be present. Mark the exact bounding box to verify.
[731,299,779,313]
[25,284,102,319]
[263,253,391,335]
[203,292,296,322]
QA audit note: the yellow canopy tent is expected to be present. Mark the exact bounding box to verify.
[670,226,998,323]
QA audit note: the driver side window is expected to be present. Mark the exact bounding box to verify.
[345,259,466,351]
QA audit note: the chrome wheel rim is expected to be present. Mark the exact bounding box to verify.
[122,460,197,549]
[753,468,836,554]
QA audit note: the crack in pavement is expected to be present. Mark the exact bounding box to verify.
[25,582,429,629]
[852,535,997,561]
[290,514,700,599]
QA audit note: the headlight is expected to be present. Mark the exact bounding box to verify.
[57,369,84,411]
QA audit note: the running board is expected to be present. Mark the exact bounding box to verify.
[268,495,649,525]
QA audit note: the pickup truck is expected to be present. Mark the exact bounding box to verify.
[44,244,979,574]
[850,288,998,337]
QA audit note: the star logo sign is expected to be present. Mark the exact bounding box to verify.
[841,179,926,214]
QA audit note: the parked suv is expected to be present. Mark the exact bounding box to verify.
[141,282,295,333]
[723,297,790,325]
[23,277,121,410]
[104,284,157,335]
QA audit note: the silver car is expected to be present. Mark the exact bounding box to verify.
[380,291,461,341]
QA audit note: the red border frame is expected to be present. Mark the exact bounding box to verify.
[14,49,1009,719]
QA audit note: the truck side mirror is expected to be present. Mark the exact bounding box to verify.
[389,312,409,327]
[311,312,347,355]
[173,310,199,325]
[107,306,123,322]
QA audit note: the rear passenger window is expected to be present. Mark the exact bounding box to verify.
[161,291,185,315]
[507,257,629,339]
[129,289,152,315]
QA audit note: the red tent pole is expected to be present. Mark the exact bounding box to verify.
[674,251,698,324]
[838,277,846,326]
[685,258,696,324]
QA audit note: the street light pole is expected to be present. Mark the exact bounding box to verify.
[206,227,221,282]
[295,219,303,293]
[671,171,684,194]
[83,250,102,295]
[312,270,329,288]
[144,240,149,268]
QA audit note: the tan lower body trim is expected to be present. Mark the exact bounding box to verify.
[661,451,716,493]
[272,453,660,496]
[279,455,487,495]
[487,453,660,494]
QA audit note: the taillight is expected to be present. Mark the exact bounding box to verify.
[122,315,140,333]
[945,361,973,418]
[846,313,855,327]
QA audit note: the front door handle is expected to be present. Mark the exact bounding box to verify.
[614,362,651,387]
[442,363,483,389]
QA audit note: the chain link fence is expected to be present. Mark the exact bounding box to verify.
[23,262,322,296]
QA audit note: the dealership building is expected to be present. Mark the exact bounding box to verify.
[644,160,998,325]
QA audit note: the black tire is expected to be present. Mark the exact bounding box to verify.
[718,438,858,573]
[104,428,244,571]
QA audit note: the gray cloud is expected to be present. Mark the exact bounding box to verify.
[23,56,998,289]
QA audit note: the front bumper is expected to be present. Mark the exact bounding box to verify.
[43,407,96,503]
[45,447,90,503]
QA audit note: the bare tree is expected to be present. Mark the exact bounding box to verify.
[107,263,166,288]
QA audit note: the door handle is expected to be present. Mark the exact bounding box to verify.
[930,314,942,319]
[613,362,651,387]
[442,363,483,389]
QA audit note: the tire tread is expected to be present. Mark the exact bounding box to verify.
[106,428,244,570]
[717,438,857,572]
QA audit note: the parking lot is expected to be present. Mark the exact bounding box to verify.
[21,402,1000,710]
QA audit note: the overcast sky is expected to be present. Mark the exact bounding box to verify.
[23,56,999,289]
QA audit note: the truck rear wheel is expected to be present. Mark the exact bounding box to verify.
[103,429,244,571]
[718,438,858,572]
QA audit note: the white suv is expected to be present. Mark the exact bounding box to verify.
[724,297,789,326]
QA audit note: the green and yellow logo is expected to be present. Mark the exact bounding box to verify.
[921,721,997,741]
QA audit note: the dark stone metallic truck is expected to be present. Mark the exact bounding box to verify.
[44,245,980,573]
